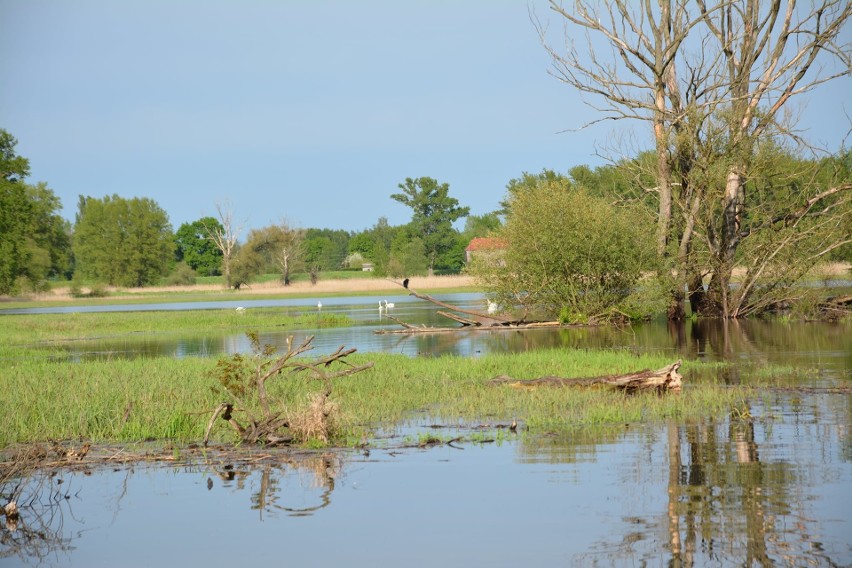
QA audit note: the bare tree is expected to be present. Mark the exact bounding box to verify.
[205,202,244,289]
[538,0,851,318]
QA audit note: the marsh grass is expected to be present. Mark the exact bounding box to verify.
[0,309,351,348]
[0,343,760,448]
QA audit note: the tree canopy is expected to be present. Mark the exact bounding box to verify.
[174,217,224,277]
[0,131,71,295]
[73,194,174,287]
[391,177,470,275]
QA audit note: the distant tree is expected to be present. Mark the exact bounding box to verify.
[387,228,428,278]
[174,217,223,277]
[391,177,470,275]
[462,212,502,239]
[246,222,305,285]
[230,241,264,289]
[206,203,244,288]
[303,228,351,271]
[348,231,375,259]
[73,194,174,287]
[0,131,71,295]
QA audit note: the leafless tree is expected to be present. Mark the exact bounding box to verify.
[538,0,851,318]
[205,202,244,289]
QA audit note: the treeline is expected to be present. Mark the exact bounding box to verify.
[0,130,500,294]
[3,127,849,322]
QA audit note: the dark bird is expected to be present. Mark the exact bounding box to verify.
[403,278,409,289]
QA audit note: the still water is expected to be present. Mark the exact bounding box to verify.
[1,295,850,566]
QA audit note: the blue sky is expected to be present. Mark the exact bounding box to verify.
[2,1,849,234]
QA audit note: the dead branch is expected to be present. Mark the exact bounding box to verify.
[404,285,513,324]
[206,335,373,446]
[488,361,683,393]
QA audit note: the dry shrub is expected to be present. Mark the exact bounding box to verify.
[287,392,339,444]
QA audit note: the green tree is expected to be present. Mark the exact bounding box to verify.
[0,131,71,295]
[303,228,351,271]
[174,217,224,276]
[391,177,470,275]
[475,179,653,323]
[245,223,305,285]
[73,194,174,287]
[387,228,428,278]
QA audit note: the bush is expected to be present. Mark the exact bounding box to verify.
[474,182,654,323]
[164,262,198,286]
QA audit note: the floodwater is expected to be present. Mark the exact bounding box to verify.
[1,296,851,566]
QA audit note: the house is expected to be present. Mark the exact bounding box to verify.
[464,237,507,264]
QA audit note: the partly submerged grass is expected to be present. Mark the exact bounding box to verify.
[1,346,751,448]
[0,309,350,348]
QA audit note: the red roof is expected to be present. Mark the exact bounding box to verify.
[465,237,507,252]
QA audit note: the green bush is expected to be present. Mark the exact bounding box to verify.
[164,262,198,286]
[474,182,654,323]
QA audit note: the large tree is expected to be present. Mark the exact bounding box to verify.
[174,217,224,277]
[0,131,71,295]
[539,0,852,318]
[73,194,174,287]
[391,177,470,275]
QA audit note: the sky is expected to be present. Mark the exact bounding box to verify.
[2,1,850,235]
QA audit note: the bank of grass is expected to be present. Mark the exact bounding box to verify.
[1,346,748,448]
[0,310,350,347]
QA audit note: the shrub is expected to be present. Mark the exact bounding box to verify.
[474,182,654,323]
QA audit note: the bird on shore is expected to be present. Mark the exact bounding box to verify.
[317,301,322,310]
[235,306,246,313]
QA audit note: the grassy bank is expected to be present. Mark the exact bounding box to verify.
[1,343,748,448]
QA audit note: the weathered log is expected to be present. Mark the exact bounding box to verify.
[488,360,683,393]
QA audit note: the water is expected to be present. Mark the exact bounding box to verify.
[1,296,850,566]
[3,397,850,567]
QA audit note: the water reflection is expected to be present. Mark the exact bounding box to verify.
[3,388,849,567]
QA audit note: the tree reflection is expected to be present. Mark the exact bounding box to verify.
[0,470,77,565]
[208,453,344,519]
[597,415,845,566]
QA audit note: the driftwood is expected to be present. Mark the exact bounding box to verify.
[375,281,560,334]
[488,360,683,393]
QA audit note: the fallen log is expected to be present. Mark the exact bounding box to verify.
[488,360,683,393]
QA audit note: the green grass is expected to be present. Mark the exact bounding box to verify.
[0,309,351,350]
[0,343,751,447]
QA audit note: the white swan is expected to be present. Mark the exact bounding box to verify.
[317,301,322,310]
[487,300,498,314]
[383,300,395,309]
[235,306,246,313]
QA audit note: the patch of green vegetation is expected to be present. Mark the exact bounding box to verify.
[0,309,351,348]
[0,343,768,448]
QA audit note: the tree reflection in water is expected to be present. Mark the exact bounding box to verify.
[0,451,345,565]
[1,469,79,565]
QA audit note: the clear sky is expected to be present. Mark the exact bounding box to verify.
[2,1,849,234]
